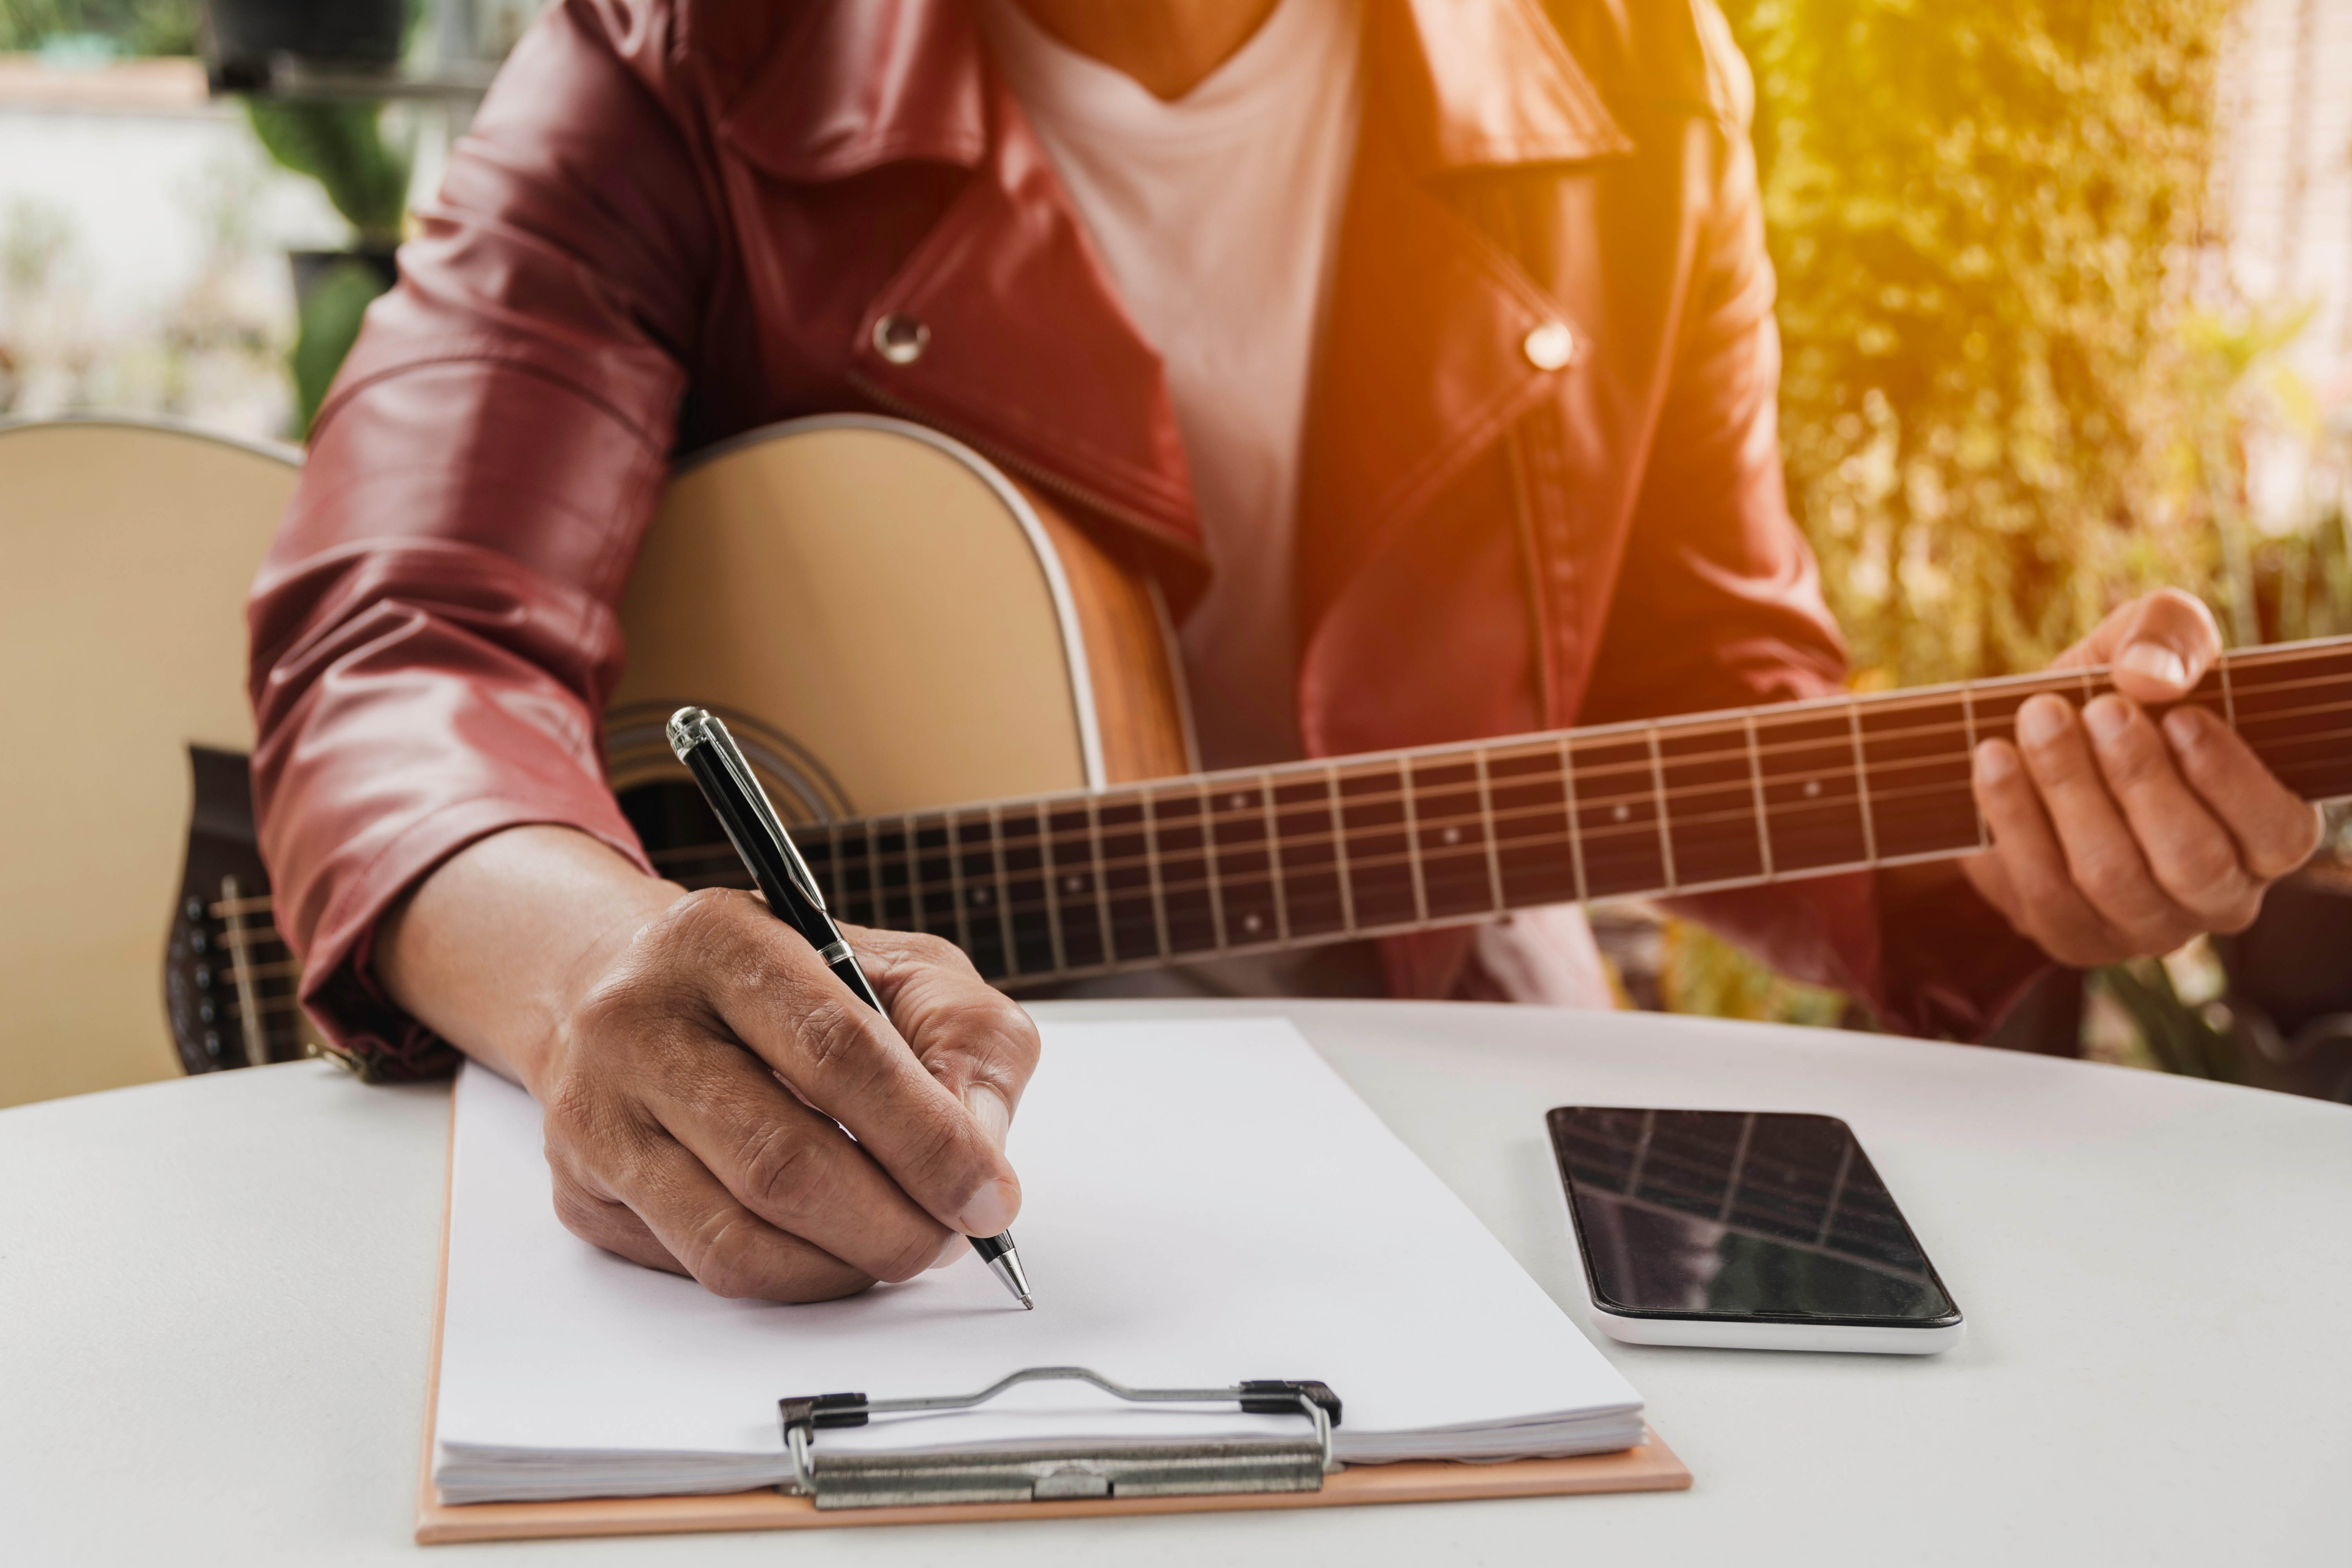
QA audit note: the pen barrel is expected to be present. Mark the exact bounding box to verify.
[825,953,885,1014]
[678,744,825,949]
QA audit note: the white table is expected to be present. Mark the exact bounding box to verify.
[5,999,2347,1564]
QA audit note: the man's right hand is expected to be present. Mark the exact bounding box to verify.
[376,826,1039,1303]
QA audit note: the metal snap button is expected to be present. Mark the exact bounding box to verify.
[872,313,930,366]
[1522,320,1575,371]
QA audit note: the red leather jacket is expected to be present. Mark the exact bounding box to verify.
[249,0,2045,1074]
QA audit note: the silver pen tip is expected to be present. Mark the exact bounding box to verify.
[987,1244,1033,1309]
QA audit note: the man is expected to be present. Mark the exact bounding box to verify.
[249,0,2320,1304]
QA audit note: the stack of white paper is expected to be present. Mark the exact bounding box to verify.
[433,1016,1644,1504]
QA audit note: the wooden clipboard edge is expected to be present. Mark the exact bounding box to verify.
[417,1437,1689,1544]
[414,1083,1691,1546]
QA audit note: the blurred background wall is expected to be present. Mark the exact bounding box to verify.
[4,0,2350,1103]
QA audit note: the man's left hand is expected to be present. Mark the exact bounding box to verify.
[1963,589,2323,967]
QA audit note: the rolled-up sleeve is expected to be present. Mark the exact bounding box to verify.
[247,0,714,1075]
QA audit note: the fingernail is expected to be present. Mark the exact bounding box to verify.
[2163,706,2203,750]
[2118,641,2189,688]
[963,1085,1011,1151]
[2082,695,2131,744]
[2016,696,2068,747]
[1974,741,2014,783]
[957,1177,1019,1238]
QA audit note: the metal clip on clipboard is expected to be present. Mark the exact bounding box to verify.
[778,1365,1344,1510]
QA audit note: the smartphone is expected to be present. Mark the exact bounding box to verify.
[1547,1107,1964,1354]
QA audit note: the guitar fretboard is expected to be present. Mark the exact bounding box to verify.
[771,638,2352,988]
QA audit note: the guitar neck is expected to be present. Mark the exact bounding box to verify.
[795,637,2352,988]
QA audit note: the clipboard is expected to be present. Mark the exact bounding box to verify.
[416,1102,1692,1545]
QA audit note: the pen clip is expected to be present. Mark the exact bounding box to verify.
[667,707,830,912]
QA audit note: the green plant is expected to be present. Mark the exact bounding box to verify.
[245,101,410,248]
[1658,919,1849,1030]
[287,256,385,432]
[1722,0,2239,690]
[2096,956,2238,1080]
[0,0,200,54]
[243,101,412,433]
[1651,0,2292,1045]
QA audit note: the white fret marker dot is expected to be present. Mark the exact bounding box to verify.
[1804,779,1822,798]
[1243,913,1263,935]
[1613,804,1631,822]
[1230,794,1249,810]
[1064,876,1083,893]
[972,889,991,905]
[1442,826,1462,846]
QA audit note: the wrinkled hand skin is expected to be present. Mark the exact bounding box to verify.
[532,889,1040,1304]
[1958,589,2324,967]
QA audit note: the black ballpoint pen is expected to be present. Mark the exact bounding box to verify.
[666,706,1034,1310]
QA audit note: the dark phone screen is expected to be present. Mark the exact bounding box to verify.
[1548,1107,1959,1324]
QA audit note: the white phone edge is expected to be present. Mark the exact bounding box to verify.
[1584,1302,1965,1355]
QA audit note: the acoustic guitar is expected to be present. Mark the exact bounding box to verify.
[93,416,2352,1075]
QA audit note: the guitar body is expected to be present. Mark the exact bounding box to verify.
[16,416,2345,1094]
[0,419,301,1105]
[0,417,1187,1096]
[609,417,1193,822]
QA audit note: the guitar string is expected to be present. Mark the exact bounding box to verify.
[814,717,2352,929]
[657,654,2348,891]
[825,663,2347,852]
[214,660,2352,938]
[810,690,2352,889]
[529,697,2352,922]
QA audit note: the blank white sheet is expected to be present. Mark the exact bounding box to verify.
[434,1017,1641,1496]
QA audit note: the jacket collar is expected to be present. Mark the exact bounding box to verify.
[719,0,1630,183]
[718,0,989,181]
[1372,0,1632,173]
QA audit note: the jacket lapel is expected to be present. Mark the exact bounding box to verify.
[1299,0,1635,637]
[712,0,1642,621]
[715,0,989,180]
[846,69,1205,563]
[1374,0,1633,172]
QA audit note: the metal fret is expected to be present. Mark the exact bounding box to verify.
[1140,789,1172,960]
[1742,713,1775,880]
[1326,765,1358,935]
[1472,748,1507,913]
[1557,735,1590,905]
[824,820,848,911]
[1035,802,1069,975]
[2221,655,2238,731]
[1261,770,1291,944]
[1087,793,1116,964]
[1846,699,1879,865]
[1399,755,1430,925]
[903,811,924,931]
[1646,726,1678,893]
[864,819,886,929]
[1961,683,1989,849]
[986,804,1019,975]
[1198,780,1230,952]
[944,808,971,953]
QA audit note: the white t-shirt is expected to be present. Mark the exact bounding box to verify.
[984,0,1364,769]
